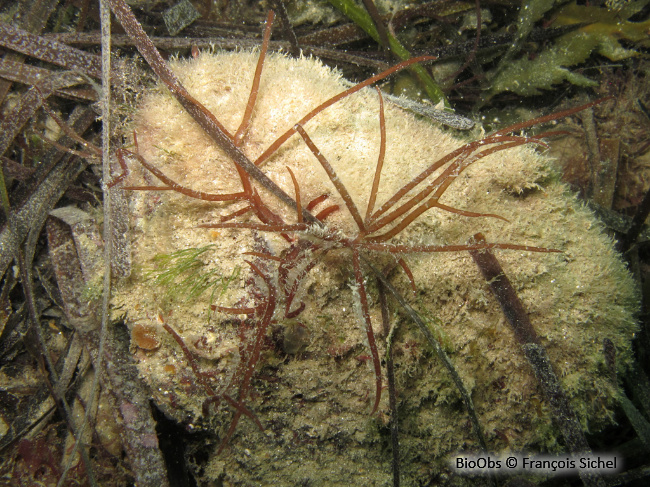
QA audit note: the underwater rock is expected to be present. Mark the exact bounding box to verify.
[112,51,638,485]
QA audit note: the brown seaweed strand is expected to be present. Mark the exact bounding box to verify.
[468,234,541,346]
[377,273,400,487]
[234,11,275,147]
[269,0,300,57]
[620,183,650,253]
[362,0,391,52]
[366,140,534,242]
[469,233,604,487]
[163,322,218,396]
[352,249,382,415]
[162,322,262,429]
[491,97,611,137]
[295,124,366,232]
[365,87,386,221]
[0,22,102,78]
[366,135,541,232]
[254,55,437,167]
[366,136,503,225]
[218,260,277,453]
[0,71,84,158]
[112,149,248,201]
[286,167,303,223]
[106,0,318,224]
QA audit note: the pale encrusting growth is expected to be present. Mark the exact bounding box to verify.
[112,51,639,485]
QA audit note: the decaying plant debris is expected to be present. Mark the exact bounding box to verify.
[0,1,649,486]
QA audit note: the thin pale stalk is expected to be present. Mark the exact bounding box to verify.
[244,251,284,262]
[59,3,114,485]
[214,305,259,315]
[220,205,253,223]
[37,135,100,161]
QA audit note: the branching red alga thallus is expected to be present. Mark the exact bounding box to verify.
[107,4,638,484]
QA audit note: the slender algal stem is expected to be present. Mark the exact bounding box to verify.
[352,250,382,415]
[365,87,386,221]
[255,55,436,167]
[296,124,366,232]
[377,272,400,487]
[363,257,489,454]
[234,11,275,147]
[366,136,542,235]
[286,167,303,223]
[218,260,277,453]
[107,0,318,224]
[491,97,611,137]
[113,149,248,201]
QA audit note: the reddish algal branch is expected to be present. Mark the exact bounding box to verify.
[365,87,387,221]
[106,0,610,459]
[163,321,263,430]
[352,250,382,415]
[107,0,318,223]
[364,135,548,237]
[254,54,437,167]
[296,124,367,232]
[234,11,275,147]
[217,260,277,452]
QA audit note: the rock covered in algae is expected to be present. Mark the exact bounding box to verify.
[112,51,639,485]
